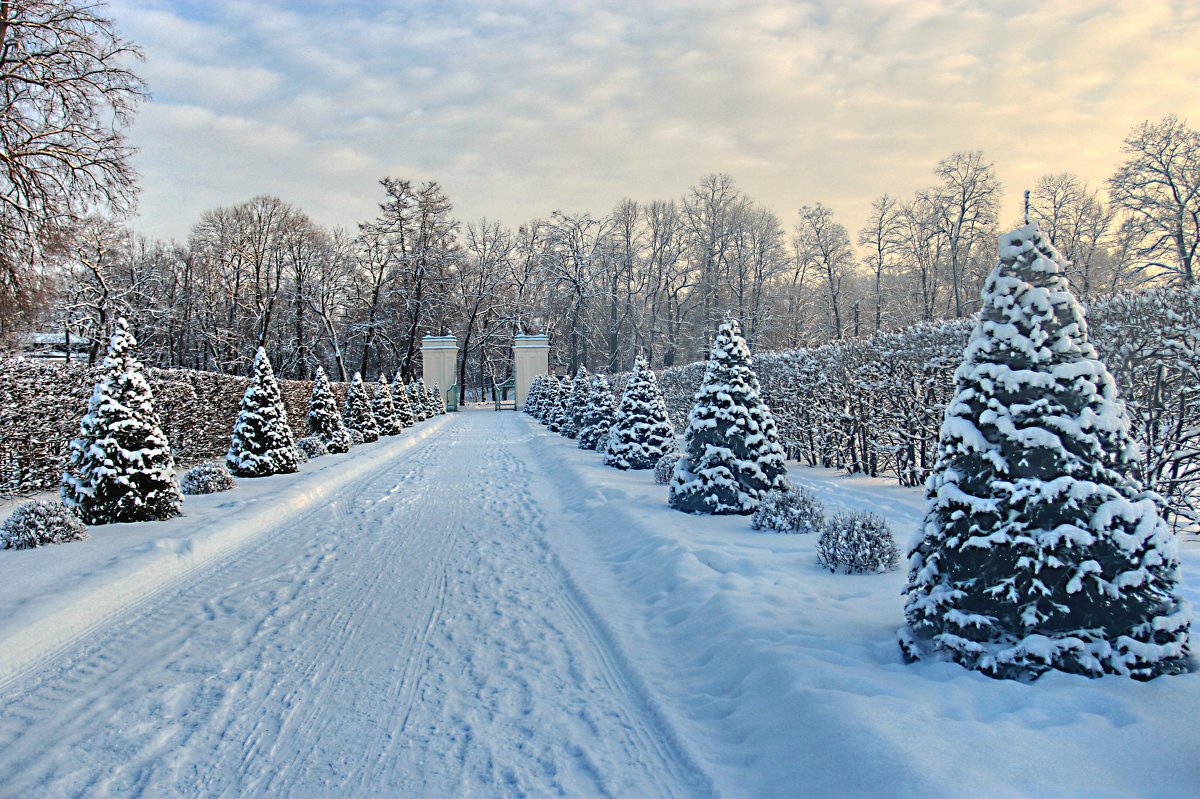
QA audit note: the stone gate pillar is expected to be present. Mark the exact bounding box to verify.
[513,334,550,410]
[421,335,459,411]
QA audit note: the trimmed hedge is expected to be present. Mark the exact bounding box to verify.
[0,357,350,496]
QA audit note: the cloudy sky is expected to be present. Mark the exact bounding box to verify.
[108,0,1200,244]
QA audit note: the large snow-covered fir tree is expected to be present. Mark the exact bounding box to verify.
[604,357,676,470]
[902,223,1191,680]
[391,373,415,427]
[561,367,590,439]
[342,372,380,442]
[62,318,182,524]
[227,347,302,478]
[669,319,789,515]
[578,374,617,451]
[549,374,573,433]
[373,374,403,436]
[307,366,352,454]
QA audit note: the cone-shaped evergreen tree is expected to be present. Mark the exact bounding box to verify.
[373,374,403,435]
[578,374,617,451]
[902,223,1191,680]
[604,357,676,470]
[307,366,352,454]
[534,376,557,422]
[524,374,544,415]
[408,381,427,422]
[432,383,447,414]
[342,372,379,442]
[227,347,302,477]
[416,379,434,419]
[669,319,789,515]
[62,318,182,524]
[392,373,415,427]
[548,374,572,432]
[561,367,590,438]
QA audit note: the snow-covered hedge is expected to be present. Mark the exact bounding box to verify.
[0,357,351,496]
[296,436,329,460]
[180,463,236,495]
[1,499,88,549]
[751,486,825,534]
[611,285,1200,530]
[816,511,900,574]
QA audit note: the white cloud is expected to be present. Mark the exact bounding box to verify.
[115,0,1200,243]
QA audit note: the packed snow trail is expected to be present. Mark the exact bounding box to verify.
[0,412,711,798]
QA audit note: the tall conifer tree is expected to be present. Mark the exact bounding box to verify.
[343,372,380,442]
[373,374,403,435]
[308,365,352,453]
[578,374,617,451]
[604,357,676,470]
[63,318,182,524]
[669,319,789,514]
[902,224,1190,680]
[227,348,302,477]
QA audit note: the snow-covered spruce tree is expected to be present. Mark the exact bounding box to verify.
[226,347,302,478]
[416,379,435,419]
[578,374,617,451]
[62,318,182,524]
[392,373,415,427]
[407,381,427,422]
[902,223,1191,680]
[561,367,590,438]
[533,376,556,422]
[432,383,447,414]
[525,374,546,415]
[548,374,573,433]
[342,372,380,443]
[373,374,403,435]
[307,366,352,454]
[604,357,676,470]
[669,319,789,515]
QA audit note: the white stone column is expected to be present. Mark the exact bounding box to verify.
[513,334,550,410]
[421,335,459,410]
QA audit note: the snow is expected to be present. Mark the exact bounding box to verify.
[0,410,1196,797]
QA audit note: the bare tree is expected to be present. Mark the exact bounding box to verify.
[933,151,1000,317]
[858,193,904,332]
[1108,115,1200,285]
[794,203,855,340]
[1031,172,1115,296]
[0,0,145,329]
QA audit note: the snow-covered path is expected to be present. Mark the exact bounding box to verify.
[0,412,709,798]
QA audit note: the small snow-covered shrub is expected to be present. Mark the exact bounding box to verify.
[654,453,683,485]
[1,500,88,549]
[751,486,825,533]
[180,463,236,495]
[348,428,365,446]
[296,436,328,460]
[817,511,899,574]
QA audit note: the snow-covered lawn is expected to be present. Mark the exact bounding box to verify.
[0,409,1196,797]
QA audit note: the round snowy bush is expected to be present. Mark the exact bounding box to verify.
[1,500,88,550]
[348,428,365,446]
[751,486,825,534]
[654,453,683,485]
[816,511,900,574]
[296,436,328,460]
[180,463,237,496]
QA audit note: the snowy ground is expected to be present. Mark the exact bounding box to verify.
[0,409,1196,798]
